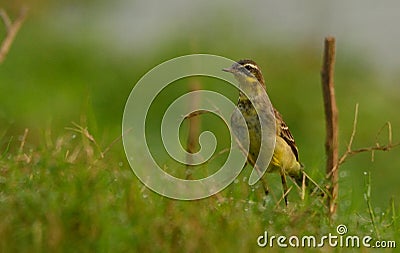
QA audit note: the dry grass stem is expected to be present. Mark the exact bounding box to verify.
[65,122,104,159]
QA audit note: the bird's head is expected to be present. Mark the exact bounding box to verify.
[223,59,265,86]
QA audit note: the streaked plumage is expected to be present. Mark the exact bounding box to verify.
[223,59,306,204]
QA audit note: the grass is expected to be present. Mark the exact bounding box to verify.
[0,123,398,252]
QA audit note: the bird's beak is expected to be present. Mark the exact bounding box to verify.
[222,67,234,73]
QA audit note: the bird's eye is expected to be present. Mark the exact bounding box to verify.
[244,65,252,71]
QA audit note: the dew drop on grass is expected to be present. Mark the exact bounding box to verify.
[118,162,123,167]
[72,134,76,139]
[234,179,239,184]
[242,176,247,182]
[142,194,148,199]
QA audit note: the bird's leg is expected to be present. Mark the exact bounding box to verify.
[250,161,269,195]
[280,171,289,206]
[260,177,269,195]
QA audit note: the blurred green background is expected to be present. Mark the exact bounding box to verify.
[1,0,399,252]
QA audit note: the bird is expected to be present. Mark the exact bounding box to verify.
[223,59,306,205]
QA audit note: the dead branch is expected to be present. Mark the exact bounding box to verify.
[321,36,338,216]
[185,79,201,179]
[338,105,400,166]
[0,7,28,64]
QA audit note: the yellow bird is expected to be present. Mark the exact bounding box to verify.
[223,59,306,204]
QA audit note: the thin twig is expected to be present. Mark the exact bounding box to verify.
[348,104,359,150]
[338,106,400,167]
[379,122,392,145]
[102,128,133,157]
[206,148,229,164]
[299,171,332,199]
[0,9,12,29]
[275,186,292,209]
[340,143,399,160]
[337,103,358,166]
[0,7,28,64]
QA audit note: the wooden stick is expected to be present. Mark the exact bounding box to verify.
[0,7,28,64]
[321,36,338,216]
[185,78,201,179]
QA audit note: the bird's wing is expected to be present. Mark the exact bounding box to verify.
[273,108,299,162]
